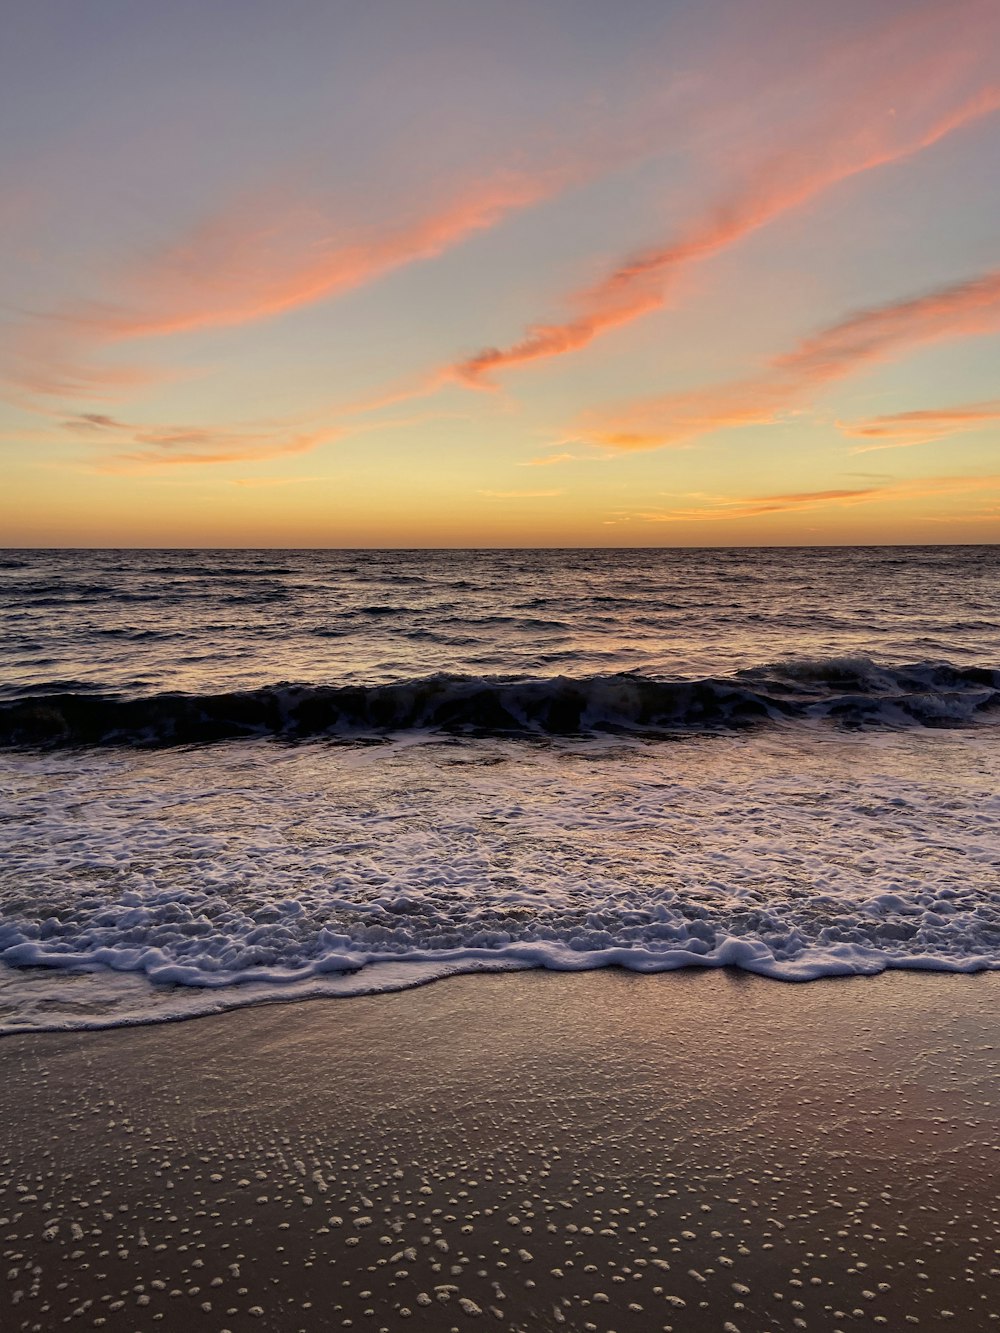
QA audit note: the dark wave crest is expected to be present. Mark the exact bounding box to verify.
[1,658,999,748]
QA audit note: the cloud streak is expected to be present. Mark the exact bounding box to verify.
[839,400,1000,451]
[629,473,1000,523]
[4,168,573,406]
[479,488,563,499]
[518,452,581,467]
[85,175,560,344]
[578,268,1000,451]
[449,3,1000,386]
[60,411,345,472]
[60,399,471,473]
[229,474,333,489]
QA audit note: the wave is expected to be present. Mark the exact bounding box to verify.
[4,942,997,1035]
[1,657,998,747]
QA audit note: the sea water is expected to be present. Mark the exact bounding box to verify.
[1,547,998,1031]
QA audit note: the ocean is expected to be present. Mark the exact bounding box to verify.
[1,545,998,1033]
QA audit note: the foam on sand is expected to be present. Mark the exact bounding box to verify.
[1,969,999,1330]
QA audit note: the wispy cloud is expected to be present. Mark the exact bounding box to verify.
[59,399,473,473]
[55,266,1000,472]
[89,175,558,343]
[518,452,582,467]
[3,48,721,416]
[773,274,1000,379]
[3,169,572,406]
[5,334,166,402]
[230,474,333,489]
[59,411,345,472]
[448,4,1000,386]
[578,268,1000,451]
[839,400,1000,451]
[627,473,1000,523]
[479,488,563,499]
[635,487,883,521]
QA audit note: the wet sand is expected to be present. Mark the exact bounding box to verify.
[1,969,998,1332]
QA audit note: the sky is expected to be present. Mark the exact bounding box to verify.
[1,0,998,547]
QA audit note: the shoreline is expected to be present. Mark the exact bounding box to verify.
[2,968,998,1331]
[4,949,1000,1038]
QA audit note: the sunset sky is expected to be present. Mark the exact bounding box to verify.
[1,0,998,547]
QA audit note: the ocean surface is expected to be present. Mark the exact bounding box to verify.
[1,546,999,1032]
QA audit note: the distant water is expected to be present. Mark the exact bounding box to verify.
[1,546,999,1031]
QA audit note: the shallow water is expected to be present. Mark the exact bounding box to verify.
[1,547,998,1030]
[2,970,999,1331]
[1,728,998,1031]
[2,545,999,697]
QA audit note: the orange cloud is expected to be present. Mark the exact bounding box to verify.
[775,274,1000,379]
[3,169,569,407]
[579,268,1000,451]
[5,326,166,401]
[111,445,330,470]
[839,400,1000,451]
[630,473,1000,522]
[230,475,333,488]
[636,487,882,521]
[450,4,1000,386]
[479,488,563,499]
[61,397,470,473]
[92,175,558,344]
[519,452,581,467]
[58,412,344,472]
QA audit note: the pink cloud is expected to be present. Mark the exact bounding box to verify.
[479,488,563,499]
[85,174,559,344]
[58,411,344,472]
[579,269,1000,451]
[3,169,571,407]
[629,473,1000,523]
[449,3,1000,386]
[839,400,1000,451]
[62,397,469,473]
[518,452,582,467]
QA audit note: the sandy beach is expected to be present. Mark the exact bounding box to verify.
[1,969,998,1332]
[5,0,1000,1325]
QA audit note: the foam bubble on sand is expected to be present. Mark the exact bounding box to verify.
[1,730,998,1031]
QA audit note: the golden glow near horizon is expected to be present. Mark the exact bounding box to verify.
[1,0,999,547]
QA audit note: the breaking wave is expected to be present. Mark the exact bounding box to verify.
[1,658,999,747]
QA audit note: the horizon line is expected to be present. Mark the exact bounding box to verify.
[3,542,998,553]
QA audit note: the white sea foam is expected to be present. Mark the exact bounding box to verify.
[1,729,998,1032]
